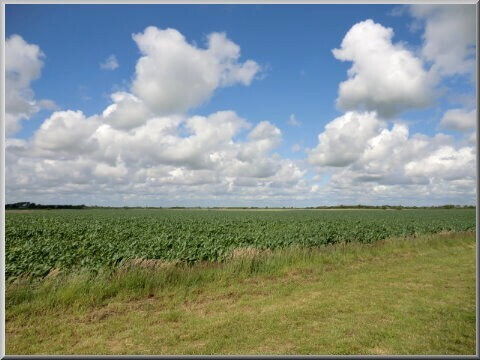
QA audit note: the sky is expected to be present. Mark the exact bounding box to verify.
[4,4,477,207]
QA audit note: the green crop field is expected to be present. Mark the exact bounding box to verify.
[5,208,476,279]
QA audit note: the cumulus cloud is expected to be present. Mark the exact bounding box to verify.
[404,145,475,181]
[33,110,100,156]
[131,27,260,115]
[236,121,282,164]
[6,25,288,205]
[308,110,475,203]
[7,105,307,204]
[409,5,476,77]
[332,19,434,118]
[307,16,476,203]
[157,111,250,168]
[100,54,119,70]
[102,92,152,130]
[5,35,55,135]
[440,108,477,132]
[247,121,281,145]
[308,111,385,167]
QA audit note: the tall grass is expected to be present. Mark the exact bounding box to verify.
[7,231,473,318]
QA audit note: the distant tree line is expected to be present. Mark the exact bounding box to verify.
[5,202,86,210]
[5,202,475,210]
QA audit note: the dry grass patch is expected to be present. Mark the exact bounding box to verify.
[229,246,273,259]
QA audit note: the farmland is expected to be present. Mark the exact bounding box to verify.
[5,208,476,279]
[5,208,476,354]
[6,231,476,354]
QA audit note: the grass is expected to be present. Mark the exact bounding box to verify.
[6,231,476,355]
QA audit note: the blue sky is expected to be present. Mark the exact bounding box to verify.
[5,4,477,206]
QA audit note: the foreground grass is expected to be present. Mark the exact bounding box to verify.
[6,231,476,355]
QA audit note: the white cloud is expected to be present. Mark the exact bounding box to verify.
[308,111,385,167]
[159,111,250,168]
[5,35,55,135]
[440,108,477,132]
[287,113,301,127]
[94,160,128,178]
[102,92,152,130]
[313,15,475,203]
[5,35,43,92]
[248,121,281,143]
[7,105,308,205]
[404,145,475,181]
[131,27,260,115]
[409,5,476,77]
[207,32,260,86]
[33,110,100,155]
[6,27,303,206]
[308,110,475,203]
[332,19,434,118]
[100,54,119,70]
[237,121,282,163]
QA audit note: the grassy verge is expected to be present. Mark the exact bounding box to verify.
[6,231,476,355]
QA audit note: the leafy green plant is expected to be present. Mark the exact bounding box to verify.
[5,208,476,279]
